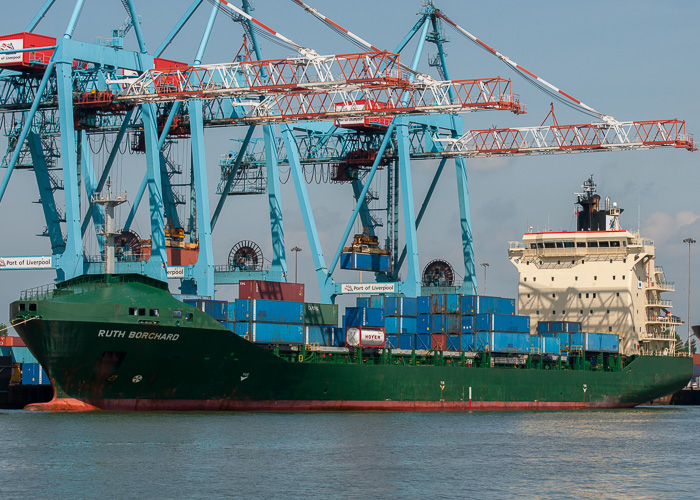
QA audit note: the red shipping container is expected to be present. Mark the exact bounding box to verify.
[430,333,447,351]
[0,33,56,72]
[0,336,26,347]
[239,280,305,303]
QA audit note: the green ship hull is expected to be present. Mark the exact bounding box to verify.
[10,275,692,411]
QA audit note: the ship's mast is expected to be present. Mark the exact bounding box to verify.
[91,180,127,274]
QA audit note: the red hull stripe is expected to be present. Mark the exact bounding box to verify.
[25,398,638,412]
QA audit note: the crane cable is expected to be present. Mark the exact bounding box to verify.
[290,0,612,122]
[288,0,437,82]
[205,0,311,55]
[434,11,612,122]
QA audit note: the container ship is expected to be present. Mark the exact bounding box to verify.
[9,177,693,413]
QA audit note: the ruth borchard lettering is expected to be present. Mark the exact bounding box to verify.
[98,330,179,341]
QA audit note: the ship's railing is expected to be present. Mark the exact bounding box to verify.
[18,273,167,301]
[646,299,673,307]
[649,281,675,292]
[19,283,56,301]
[645,314,682,325]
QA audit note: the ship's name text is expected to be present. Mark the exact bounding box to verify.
[97,329,179,341]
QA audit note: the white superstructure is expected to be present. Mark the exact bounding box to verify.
[508,178,680,355]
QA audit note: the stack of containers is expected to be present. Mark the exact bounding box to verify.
[462,295,531,354]
[416,296,431,350]
[304,302,341,346]
[427,294,463,351]
[569,332,620,353]
[538,321,581,351]
[529,335,562,355]
[344,306,385,347]
[184,298,232,330]
[382,296,418,350]
[461,295,517,352]
[234,298,305,344]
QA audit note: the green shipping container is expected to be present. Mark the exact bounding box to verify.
[304,302,339,326]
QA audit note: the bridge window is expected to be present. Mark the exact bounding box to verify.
[576,242,586,248]
[173,310,182,319]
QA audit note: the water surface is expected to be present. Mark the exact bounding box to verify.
[0,406,697,499]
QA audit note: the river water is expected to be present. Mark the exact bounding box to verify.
[0,406,698,499]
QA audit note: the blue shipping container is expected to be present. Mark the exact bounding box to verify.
[384,296,418,317]
[236,322,304,344]
[461,295,516,316]
[21,363,49,385]
[539,321,581,334]
[415,333,431,350]
[355,297,370,308]
[417,314,431,333]
[334,327,346,346]
[402,297,418,317]
[430,314,445,333]
[476,313,530,333]
[598,333,620,353]
[227,302,236,322]
[384,316,400,334]
[569,332,586,350]
[460,333,475,351]
[340,252,391,272]
[384,296,401,314]
[446,334,460,351]
[386,334,399,349]
[445,294,461,314]
[386,317,418,334]
[401,317,417,334]
[204,300,228,320]
[369,295,385,309]
[417,296,431,315]
[445,314,461,334]
[235,299,304,324]
[305,326,336,346]
[398,333,415,350]
[541,331,570,350]
[528,335,562,354]
[430,294,446,314]
[344,307,385,328]
[553,321,581,333]
[476,331,530,353]
[569,332,619,353]
[461,315,475,334]
[218,320,235,332]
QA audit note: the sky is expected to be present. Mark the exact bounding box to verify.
[0,0,699,338]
